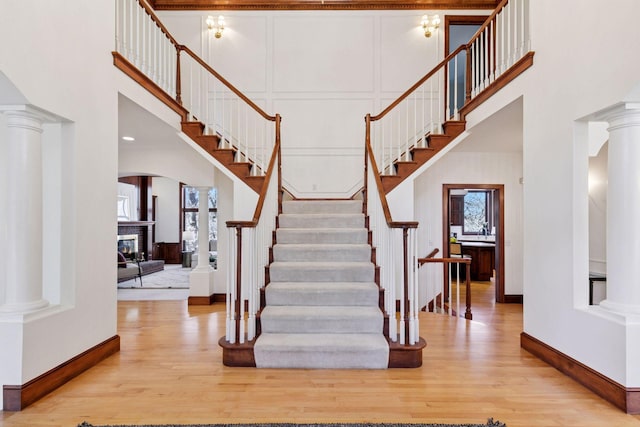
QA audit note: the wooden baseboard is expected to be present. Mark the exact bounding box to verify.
[188,293,224,305]
[504,294,523,304]
[3,335,120,411]
[521,332,640,414]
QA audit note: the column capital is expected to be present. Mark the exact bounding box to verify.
[1,105,60,132]
[593,102,640,132]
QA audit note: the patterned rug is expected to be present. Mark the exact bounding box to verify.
[78,422,506,427]
[118,265,190,289]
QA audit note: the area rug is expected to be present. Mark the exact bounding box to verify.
[78,421,506,427]
[118,265,190,289]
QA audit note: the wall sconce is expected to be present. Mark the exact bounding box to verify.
[421,14,440,38]
[206,15,225,39]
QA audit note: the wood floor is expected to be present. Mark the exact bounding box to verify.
[3,281,640,427]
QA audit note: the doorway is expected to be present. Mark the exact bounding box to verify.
[442,184,505,303]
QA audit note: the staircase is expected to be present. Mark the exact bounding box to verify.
[181,121,266,194]
[254,199,389,369]
[380,120,466,193]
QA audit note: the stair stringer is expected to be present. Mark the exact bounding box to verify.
[177,131,262,200]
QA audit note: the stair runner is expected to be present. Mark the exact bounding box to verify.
[254,199,389,369]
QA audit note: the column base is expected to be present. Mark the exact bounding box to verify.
[189,268,214,298]
[0,299,49,314]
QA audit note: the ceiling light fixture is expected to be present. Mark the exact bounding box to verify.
[421,14,440,38]
[206,15,225,39]
[122,136,135,142]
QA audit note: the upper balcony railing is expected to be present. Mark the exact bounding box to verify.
[367,0,532,177]
[114,0,279,177]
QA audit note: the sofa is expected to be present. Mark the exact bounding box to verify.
[117,252,165,283]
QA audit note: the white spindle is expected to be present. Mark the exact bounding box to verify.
[456,265,461,320]
[429,78,434,136]
[453,56,459,120]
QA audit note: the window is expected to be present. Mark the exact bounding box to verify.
[181,186,217,259]
[463,190,490,234]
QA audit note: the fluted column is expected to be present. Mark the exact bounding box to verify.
[0,108,49,313]
[600,104,640,315]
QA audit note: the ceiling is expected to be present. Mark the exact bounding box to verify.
[149,0,500,11]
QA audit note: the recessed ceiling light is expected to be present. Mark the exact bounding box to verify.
[122,136,135,142]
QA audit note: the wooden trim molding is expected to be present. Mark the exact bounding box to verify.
[112,52,188,121]
[3,335,120,411]
[503,294,523,304]
[188,294,224,305]
[150,0,500,10]
[521,332,640,414]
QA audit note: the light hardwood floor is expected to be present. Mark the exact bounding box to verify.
[2,281,640,427]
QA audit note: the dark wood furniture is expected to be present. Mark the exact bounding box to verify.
[589,273,606,305]
[450,195,464,226]
[152,242,182,264]
[461,242,495,281]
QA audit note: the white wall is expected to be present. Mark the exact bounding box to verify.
[588,142,607,277]
[517,0,640,387]
[152,177,181,243]
[0,0,117,408]
[158,10,487,198]
[415,150,523,299]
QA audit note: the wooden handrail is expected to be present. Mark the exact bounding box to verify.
[179,46,276,122]
[370,45,467,122]
[425,248,440,259]
[226,116,281,229]
[370,0,513,123]
[468,0,509,46]
[365,116,418,230]
[419,257,471,266]
[418,255,473,320]
[137,0,180,47]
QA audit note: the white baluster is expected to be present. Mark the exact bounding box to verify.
[247,229,255,341]
[453,56,459,120]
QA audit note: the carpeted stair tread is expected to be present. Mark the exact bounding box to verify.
[269,261,374,282]
[254,333,389,369]
[257,199,387,370]
[260,305,383,334]
[265,282,379,306]
[272,243,371,262]
[282,200,362,214]
[279,213,364,228]
[276,228,368,244]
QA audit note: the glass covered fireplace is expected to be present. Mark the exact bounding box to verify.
[117,234,139,260]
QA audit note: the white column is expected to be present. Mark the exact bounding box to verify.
[189,186,214,299]
[195,187,211,270]
[0,108,49,313]
[600,104,640,315]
